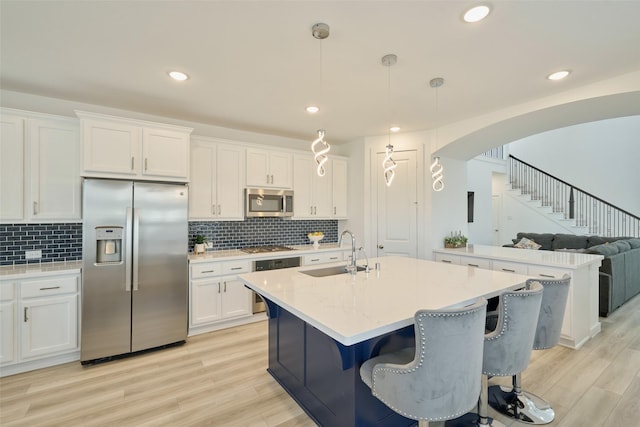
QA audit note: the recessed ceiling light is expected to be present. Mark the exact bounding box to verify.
[547,70,571,81]
[306,105,320,114]
[463,4,491,23]
[168,71,189,81]
[390,126,401,133]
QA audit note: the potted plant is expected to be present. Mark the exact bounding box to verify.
[193,235,207,254]
[444,231,468,249]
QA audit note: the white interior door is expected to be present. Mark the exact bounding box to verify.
[492,194,501,246]
[376,150,417,257]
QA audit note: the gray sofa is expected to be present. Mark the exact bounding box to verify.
[506,232,640,317]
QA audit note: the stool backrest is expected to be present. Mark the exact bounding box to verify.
[371,298,487,422]
[483,282,543,377]
[526,275,571,350]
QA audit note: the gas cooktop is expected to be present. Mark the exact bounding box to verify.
[240,245,294,254]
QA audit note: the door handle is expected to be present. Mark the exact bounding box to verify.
[24,307,29,322]
[125,207,133,292]
[378,245,384,249]
[133,208,140,291]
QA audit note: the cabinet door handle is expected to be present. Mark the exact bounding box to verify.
[230,267,242,271]
[468,263,479,267]
[212,205,216,215]
[201,270,215,273]
[539,273,556,278]
[334,207,336,215]
[378,245,384,249]
[217,205,221,215]
[144,158,148,171]
[266,174,270,184]
[310,258,320,262]
[39,286,61,291]
[131,156,135,170]
[24,307,29,322]
[218,283,221,293]
[33,201,38,215]
[502,268,516,273]
[441,260,452,263]
[310,206,313,215]
[224,281,227,292]
[270,174,274,184]
[329,257,338,260]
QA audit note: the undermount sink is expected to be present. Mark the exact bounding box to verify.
[300,265,367,277]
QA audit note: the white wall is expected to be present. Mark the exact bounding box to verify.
[508,116,640,216]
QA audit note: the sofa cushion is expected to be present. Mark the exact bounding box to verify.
[614,240,631,252]
[587,236,631,247]
[516,233,554,251]
[552,234,589,250]
[587,243,620,256]
[626,238,640,249]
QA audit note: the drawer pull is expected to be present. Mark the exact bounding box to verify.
[502,268,516,273]
[39,286,61,291]
[539,273,555,278]
[441,260,452,263]
[230,267,243,271]
[311,258,320,262]
[201,270,215,273]
[468,263,479,267]
[329,257,338,260]
[24,307,29,322]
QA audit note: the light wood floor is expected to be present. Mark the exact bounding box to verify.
[1,294,639,427]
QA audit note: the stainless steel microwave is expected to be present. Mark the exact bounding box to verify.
[245,188,294,217]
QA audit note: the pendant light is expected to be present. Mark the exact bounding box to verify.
[430,77,445,192]
[310,23,330,177]
[381,54,397,187]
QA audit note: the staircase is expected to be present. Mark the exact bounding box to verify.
[508,155,639,237]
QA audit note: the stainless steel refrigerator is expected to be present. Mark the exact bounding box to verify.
[81,178,188,363]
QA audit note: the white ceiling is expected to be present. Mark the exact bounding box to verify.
[2,1,640,144]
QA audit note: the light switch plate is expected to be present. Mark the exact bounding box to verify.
[205,242,213,249]
[25,250,42,260]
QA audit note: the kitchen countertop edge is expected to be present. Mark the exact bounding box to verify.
[188,243,348,263]
[0,260,83,279]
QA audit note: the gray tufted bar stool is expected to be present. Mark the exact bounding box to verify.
[451,281,544,427]
[487,275,571,424]
[359,298,488,427]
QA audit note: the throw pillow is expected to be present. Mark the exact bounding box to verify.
[514,237,542,250]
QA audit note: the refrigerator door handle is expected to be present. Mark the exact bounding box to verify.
[133,208,140,291]
[125,207,133,292]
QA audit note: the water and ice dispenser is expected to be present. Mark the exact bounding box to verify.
[95,226,123,263]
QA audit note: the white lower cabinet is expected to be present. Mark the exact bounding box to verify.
[303,251,346,266]
[189,260,253,335]
[1,271,80,377]
[433,247,601,350]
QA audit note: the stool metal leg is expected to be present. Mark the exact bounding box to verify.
[487,373,555,424]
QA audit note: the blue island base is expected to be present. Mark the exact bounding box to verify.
[264,298,417,427]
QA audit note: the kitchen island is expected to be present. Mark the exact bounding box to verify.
[239,256,530,427]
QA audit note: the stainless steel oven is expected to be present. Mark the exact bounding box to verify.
[251,256,300,313]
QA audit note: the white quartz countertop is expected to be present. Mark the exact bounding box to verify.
[0,261,82,279]
[239,255,529,346]
[434,244,603,268]
[188,243,347,263]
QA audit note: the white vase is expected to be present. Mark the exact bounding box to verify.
[194,243,206,254]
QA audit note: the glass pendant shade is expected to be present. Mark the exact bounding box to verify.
[383,144,397,186]
[431,156,444,191]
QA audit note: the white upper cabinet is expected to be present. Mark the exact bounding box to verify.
[76,111,192,182]
[293,155,348,219]
[0,114,25,221]
[246,148,292,188]
[331,158,348,219]
[189,137,245,220]
[0,109,80,223]
[293,155,332,218]
[29,118,80,220]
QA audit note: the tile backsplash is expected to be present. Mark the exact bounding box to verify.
[0,219,338,265]
[0,223,82,266]
[189,218,338,251]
